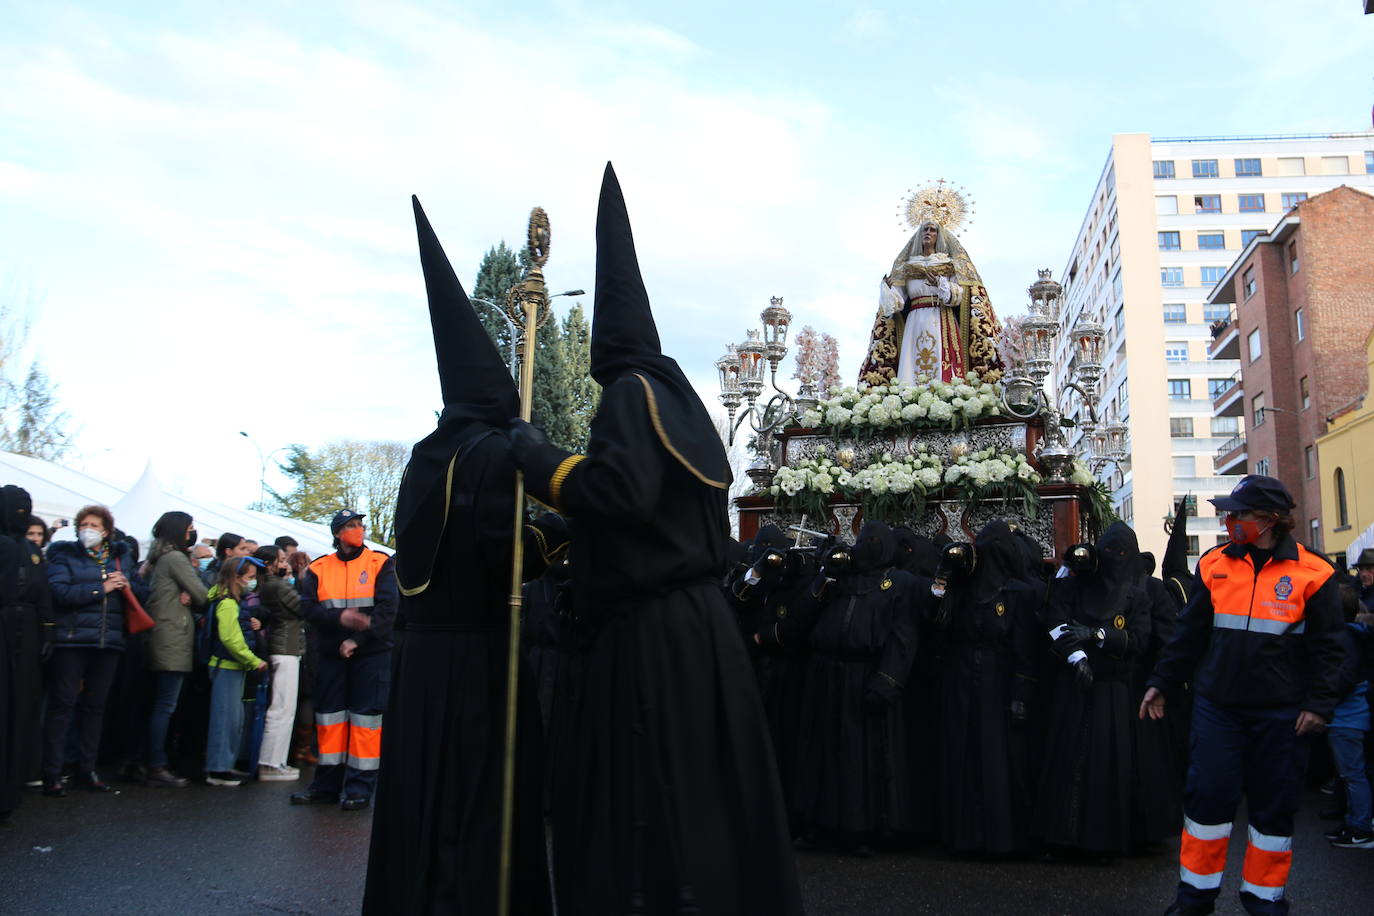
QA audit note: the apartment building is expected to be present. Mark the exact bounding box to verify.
[1054,132,1374,562]
[1206,186,1374,555]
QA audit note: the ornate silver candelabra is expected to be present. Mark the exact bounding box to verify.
[999,270,1129,482]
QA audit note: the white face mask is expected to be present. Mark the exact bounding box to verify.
[930,580,947,598]
[79,528,103,549]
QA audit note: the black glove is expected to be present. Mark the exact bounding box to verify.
[1064,622,1098,649]
[40,624,55,662]
[1072,658,1094,690]
[752,550,785,586]
[1009,699,1027,722]
[864,672,901,708]
[507,418,550,470]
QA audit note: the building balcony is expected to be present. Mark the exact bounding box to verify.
[1215,435,1247,474]
[1211,373,1243,417]
[1208,312,1240,360]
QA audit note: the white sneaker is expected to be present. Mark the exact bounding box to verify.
[257,765,300,782]
[206,771,242,787]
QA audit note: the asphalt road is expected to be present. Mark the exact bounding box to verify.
[2,772,1372,915]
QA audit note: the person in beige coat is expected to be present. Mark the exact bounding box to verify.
[143,511,208,787]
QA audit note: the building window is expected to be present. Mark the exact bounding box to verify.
[1243,266,1257,299]
[1174,456,1195,477]
[1177,495,1199,517]
[1288,242,1299,274]
[1204,302,1232,323]
[1323,155,1350,175]
[1163,303,1187,324]
[1198,232,1226,250]
[1201,266,1227,287]
[1295,307,1305,341]
[1255,457,1271,477]
[1252,392,1266,425]
[1241,229,1264,247]
[1310,519,1321,551]
[1305,445,1315,478]
[1234,157,1262,177]
[1121,496,1134,523]
[1153,160,1176,179]
[1170,417,1194,438]
[1238,193,1265,212]
[1300,375,1310,410]
[1282,191,1308,209]
[1247,328,1262,362]
[1194,194,1222,214]
[1209,377,1233,398]
[1212,416,1239,435]
[1161,267,1184,287]
[1192,159,1219,179]
[1165,342,1188,363]
[1367,151,1374,175]
[1337,467,1349,528]
[1279,157,1306,176]
[1168,379,1192,400]
[1156,195,1178,215]
[1186,535,1201,555]
[1118,379,1129,410]
[1158,231,1181,250]
[1112,307,1124,337]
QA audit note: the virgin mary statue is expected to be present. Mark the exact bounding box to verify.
[857,218,1003,387]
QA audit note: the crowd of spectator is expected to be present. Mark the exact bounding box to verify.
[0,492,333,813]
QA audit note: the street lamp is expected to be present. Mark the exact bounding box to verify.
[239,431,288,510]
[471,289,584,380]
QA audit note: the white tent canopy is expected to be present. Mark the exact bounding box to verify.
[6,452,387,558]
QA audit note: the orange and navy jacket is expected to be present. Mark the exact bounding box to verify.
[1148,535,1344,719]
[300,546,398,657]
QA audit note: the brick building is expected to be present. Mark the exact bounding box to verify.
[1206,185,1374,552]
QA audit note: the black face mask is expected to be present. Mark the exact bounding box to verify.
[187,528,199,549]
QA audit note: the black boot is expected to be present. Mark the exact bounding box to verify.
[75,771,112,793]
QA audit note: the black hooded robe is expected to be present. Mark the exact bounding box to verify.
[514,164,802,915]
[1130,556,1186,847]
[1034,522,1152,856]
[362,199,555,916]
[784,523,921,838]
[0,486,46,815]
[933,521,1041,854]
[729,525,816,815]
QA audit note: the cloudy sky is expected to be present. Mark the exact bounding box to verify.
[1,0,1370,511]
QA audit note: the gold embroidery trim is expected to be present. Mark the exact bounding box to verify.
[634,373,729,489]
[549,454,585,510]
[398,453,457,597]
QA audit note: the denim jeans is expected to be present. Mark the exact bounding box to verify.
[206,667,246,773]
[146,672,186,769]
[1329,727,1372,832]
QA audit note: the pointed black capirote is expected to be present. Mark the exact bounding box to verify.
[587,163,731,488]
[590,163,663,383]
[396,196,520,595]
[412,195,519,420]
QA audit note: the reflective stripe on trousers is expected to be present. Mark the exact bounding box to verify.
[347,712,383,771]
[315,710,348,765]
[1240,825,1291,902]
[1179,817,1231,890]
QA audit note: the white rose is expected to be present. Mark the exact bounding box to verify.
[919,467,942,489]
[802,409,822,427]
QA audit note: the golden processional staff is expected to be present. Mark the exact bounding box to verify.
[498,207,553,916]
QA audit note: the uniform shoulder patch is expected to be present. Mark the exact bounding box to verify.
[1274,576,1293,600]
[880,578,892,590]
[776,605,787,619]
[1113,614,1126,630]
[995,602,1005,617]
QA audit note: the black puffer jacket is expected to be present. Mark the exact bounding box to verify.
[47,539,136,652]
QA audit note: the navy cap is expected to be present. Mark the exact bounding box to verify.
[1208,475,1296,513]
[330,509,366,534]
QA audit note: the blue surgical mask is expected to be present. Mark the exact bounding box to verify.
[243,579,258,593]
[285,576,296,587]
[198,557,212,571]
